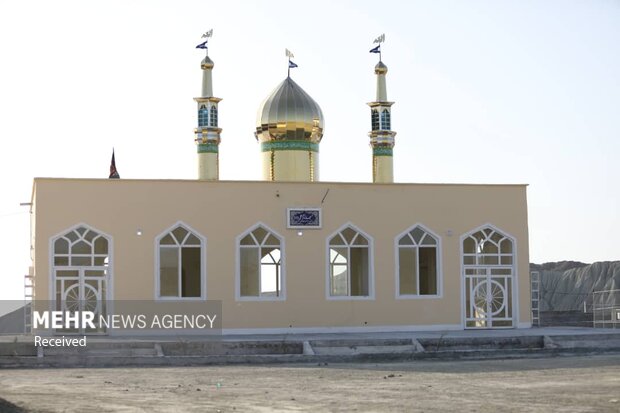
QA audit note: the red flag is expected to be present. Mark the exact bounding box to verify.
[109,149,120,179]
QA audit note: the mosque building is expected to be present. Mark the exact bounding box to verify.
[27,35,531,335]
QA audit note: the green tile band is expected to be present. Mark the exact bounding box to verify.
[373,147,393,156]
[261,141,319,152]
[197,143,219,154]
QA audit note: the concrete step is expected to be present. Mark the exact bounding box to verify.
[38,340,303,357]
[546,333,620,349]
[87,348,159,357]
[417,336,544,352]
[42,342,159,356]
[0,342,37,356]
[309,338,421,356]
[5,346,620,369]
[312,344,418,356]
[310,338,414,347]
[160,340,303,356]
[3,331,620,368]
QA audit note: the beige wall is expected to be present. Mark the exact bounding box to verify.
[32,178,530,332]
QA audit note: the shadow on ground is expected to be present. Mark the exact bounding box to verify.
[0,397,32,413]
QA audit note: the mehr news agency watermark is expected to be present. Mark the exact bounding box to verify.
[33,309,219,347]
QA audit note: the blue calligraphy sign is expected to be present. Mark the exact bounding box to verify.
[288,209,321,228]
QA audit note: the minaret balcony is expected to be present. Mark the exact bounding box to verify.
[368,130,396,147]
[194,128,222,144]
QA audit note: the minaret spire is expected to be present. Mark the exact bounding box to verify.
[194,29,222,180]
[367,34,396,183]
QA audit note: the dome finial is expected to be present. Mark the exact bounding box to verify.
[285,48,298,78]
[375,60,388,75]
[369,33,385,62]
[195,28,213,56]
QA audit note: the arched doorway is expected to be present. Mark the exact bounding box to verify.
[462,225,515,328]
[51,224,111,334]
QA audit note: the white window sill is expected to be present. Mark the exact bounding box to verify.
[326,295,375,301]
[155,296,207,301]
[236,296,286,302]
[396,294,442,300]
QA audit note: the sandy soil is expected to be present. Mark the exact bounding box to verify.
[1,355,619,412]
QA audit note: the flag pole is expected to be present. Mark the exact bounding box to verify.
[288,58,290,78]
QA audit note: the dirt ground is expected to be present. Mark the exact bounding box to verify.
[1,355,619,412]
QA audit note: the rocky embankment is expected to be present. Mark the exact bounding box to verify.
[530,261,620,312]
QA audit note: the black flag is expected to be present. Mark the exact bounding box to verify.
[109,149,120,179]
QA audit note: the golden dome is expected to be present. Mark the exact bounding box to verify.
[255,77,324,143]
[375,61,388,75]
[201,56,214,70]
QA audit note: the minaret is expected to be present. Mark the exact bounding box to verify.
[194,33,222,180]
[367,59,396,183]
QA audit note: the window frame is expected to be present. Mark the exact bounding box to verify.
[371,109,380,131]
[154,222,207,301]
[235,222,286,302]
[209,105,218,127]
[380,108,391,130]
[395,223,443,299]
[198,105,209,127]
[325,223,375,301]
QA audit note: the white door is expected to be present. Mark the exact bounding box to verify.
[54,267,108,334]
[465,267,513,328]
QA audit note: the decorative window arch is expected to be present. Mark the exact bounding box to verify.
[53,225,110,268]
[380,108,391,130]
[371,109,380,131]
[198,105,209,127]
[463,226,513,266]
[327,224,374,299]
[155,223,206,299]
[236,223,285,300]
[396,224,441,297]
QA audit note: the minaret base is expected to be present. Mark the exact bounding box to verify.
[198,152,219,181]
[372,153,393,183]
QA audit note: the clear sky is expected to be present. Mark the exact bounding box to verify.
[0,0,618,300]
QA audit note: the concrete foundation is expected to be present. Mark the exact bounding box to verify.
[2,328,620,368]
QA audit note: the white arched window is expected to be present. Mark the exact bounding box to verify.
[371,109,379,131]
[237,224,284,300]
[209,105,218,127]
[327,225,373,298]
[53,225,109,268]
[397,225,440,296]
[380,108,391,130]
[198,105,209,127]
[463,226,513,266]
[156,223,205,299]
